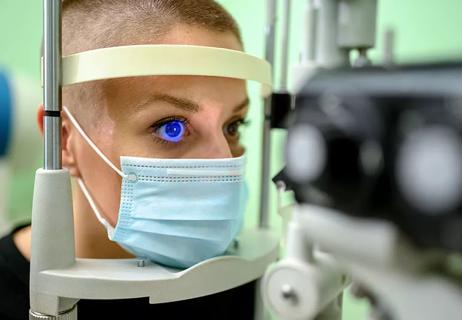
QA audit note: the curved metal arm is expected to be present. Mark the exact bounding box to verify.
[259,0,278,229]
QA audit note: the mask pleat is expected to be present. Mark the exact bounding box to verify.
[126,180,245,221]
[120,219,234,242]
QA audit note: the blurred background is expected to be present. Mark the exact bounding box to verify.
[1,0,462,319]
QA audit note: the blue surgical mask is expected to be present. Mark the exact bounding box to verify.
[64,107,248,269]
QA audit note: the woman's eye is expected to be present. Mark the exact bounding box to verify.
[226,122,240,137]
[225,119,249,139]
[155,119,187,143]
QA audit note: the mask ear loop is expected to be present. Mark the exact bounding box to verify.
[62,106,122,238]
[77,178,115,238]
[62,106,128,179]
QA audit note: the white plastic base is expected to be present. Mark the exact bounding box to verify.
[36,228,279,303]
[30,169,77,316]
[30,169,279,318]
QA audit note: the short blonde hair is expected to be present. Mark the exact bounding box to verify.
[62,0,242,55]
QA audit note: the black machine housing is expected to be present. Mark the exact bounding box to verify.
[284,63,462,252]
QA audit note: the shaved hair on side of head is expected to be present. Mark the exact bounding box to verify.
[61,0,242,128]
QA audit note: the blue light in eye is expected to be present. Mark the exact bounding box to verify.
[158,120,185,143]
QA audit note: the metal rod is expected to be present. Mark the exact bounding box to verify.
[43,0,62,170]
[383,28,395,67]
[279,0,292,91]
[264,0,277,70]
[259,0,277,229]
[259,101,272,229]
[304,0,318,62]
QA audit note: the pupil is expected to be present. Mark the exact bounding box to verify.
[228,124,237,136]
[165,121,182,138]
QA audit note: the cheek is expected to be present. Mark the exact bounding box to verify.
[75,137,123,226]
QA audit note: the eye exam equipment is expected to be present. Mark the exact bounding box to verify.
[30,1,279,319]
[0,71,41,236]
[29,0,462,319]
[262,0,462,320]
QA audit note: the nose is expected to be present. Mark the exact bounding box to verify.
[198,132,233,159]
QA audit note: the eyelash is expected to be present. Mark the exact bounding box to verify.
[150,117,250,145]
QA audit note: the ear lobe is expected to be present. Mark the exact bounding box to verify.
[37,105,44,134]
[62,116,81,177]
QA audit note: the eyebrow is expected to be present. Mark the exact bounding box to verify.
[234,97,250,113]
[134,94,250,114]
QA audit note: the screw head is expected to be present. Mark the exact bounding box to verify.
[137,259,147,268]
[281,284,298,305]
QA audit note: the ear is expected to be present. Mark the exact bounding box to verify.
[62,113,81,177]
[37,104,44,135]
[38,104,80,176]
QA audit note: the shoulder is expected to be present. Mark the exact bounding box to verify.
[0,224,31,320]
[12,225,31,260]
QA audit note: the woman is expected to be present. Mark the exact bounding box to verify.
[0,1,258,319]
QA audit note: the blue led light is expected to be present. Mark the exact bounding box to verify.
[158,120,185,143]
[0,72,12,157]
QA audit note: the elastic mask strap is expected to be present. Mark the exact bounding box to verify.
[77,178,115,238]
[63,106,127,179]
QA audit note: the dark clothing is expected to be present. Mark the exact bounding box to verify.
[0,224,256,320]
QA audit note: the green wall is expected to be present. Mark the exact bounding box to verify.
[1,1,42,225]
[0,2,42,79]
[1,0,462,319]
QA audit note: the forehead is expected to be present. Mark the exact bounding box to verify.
[104,75,247,107]
[165,23,243,50]
[102,24,246,110]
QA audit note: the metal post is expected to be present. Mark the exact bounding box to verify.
[29,1,78,319]
[259,0,277,229]
[305,0,318,62]
[43,0,62,170]
[279,0,292,91]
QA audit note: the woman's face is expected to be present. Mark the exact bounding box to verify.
[64,25,248,226]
